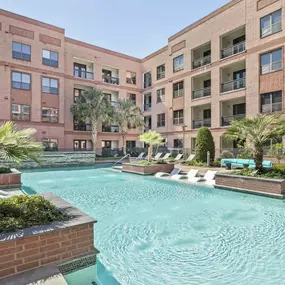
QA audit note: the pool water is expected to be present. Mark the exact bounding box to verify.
[22,166,285,285]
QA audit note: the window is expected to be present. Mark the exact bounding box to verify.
[261,91,282,113]
[74,88,84,103]
[173,110,184,125]
[173,55,184,72]
[144,93,152,111]
[12,72,31,90]
[143,72,152,88]
[261,49,282,74]
[102,140,111,148]
[126,71,136,85]
[42,138,58,151]
[174,139,183,148]
[11,104,30,121]
[173,81,184,98]
[128,93,136,105]
[157,88,165,103]
[157,113,165,127]
[260,10,282,38]
[203,109,211,119]
[157,64,165,80]
[74,140,87,151]
[42,77,58,94]
[126,141,136,149]
[42,50,58,67]
[12,42,31,61]
[42,107,58,123]
[74,63,93,80]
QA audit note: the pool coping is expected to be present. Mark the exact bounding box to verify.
[0,192,97,242]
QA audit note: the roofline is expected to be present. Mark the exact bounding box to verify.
[142,46,168,62]
[168,0,243,42]
[0,9,65,34]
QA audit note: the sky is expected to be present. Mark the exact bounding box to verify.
[0,0,231,58]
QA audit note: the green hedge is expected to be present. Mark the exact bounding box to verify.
[0,195,69,232]
[0,166,11,174]
[195,127,215,163]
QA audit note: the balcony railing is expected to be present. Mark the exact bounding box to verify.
[192,55,211,69]
[221,114,245,126]
[261,102,282,113]
[193,118,211,129]
[102,125,119,133]
[261,21,282,37]
[221,41,246,59]
[102,75,119,85]
[221,78,246,93]
[144,103,152,111]
[173,117,184,125]
[144,81,152,89]
[73,69,94,80]
[74,123,92,131]
[192,86,211,99]
[126,77,136,84]
[42,116,58,123]
[261,61,282,74]
[12,113,30,121]
[173,89,184,98]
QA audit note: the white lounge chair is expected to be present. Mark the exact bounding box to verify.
[173,153,183,161]
[153,153,163,160]
[155,168,181,178]
[171,169,199,180]
[184,154,195,163]
[159,153,171,160]
[136,152,145,160]
[191,170,217,184]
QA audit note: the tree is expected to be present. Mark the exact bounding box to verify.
[114,99,144,155]
[223,113,285,170]
[268,142,285,164]
[195,127,215,163]
[139,131,165,162]
[71,87,114,156]
[0,121,43,164]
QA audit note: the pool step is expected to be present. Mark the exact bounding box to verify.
[112,166,122,171]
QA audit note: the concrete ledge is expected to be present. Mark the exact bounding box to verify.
[122,163,174,175]
[0,169,21,188]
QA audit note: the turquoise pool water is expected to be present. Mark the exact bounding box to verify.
[22,166,285,285]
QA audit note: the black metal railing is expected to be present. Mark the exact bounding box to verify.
[74,69,94,80]
[74,123,92,131]
[193,118,211,129]
[102,75,119,85]
[102,125,120,133]
[221,114,245,126]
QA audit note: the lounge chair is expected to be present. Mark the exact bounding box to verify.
[159,153,171,160]
[191,170,217,184]
[155,168,181,178]
[183,154,195,163]
[171,169,199,180]
[173,153,183,161]
[136,152,145,160]
[153,153,163,160]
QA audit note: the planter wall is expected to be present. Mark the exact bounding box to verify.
[0,193,97,280]
[122,163,174,175]
[215,173,285,197]
[0,169,21,188]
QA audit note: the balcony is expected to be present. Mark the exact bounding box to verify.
[102,66,119,85]
[12,113,30,121]
[103,90,119,107]
[221,99,245,126]
[73,69,94,80]
[193,119,211,129]
[192,42,211,69]
[221,27,246,59]
[192,104,211,129]
[192,72,211,99]
[261,102,282,113]
[221,114,245,126]
[102,125,119,133]
[193,87,211,99]
[73,59,94,80]
[144,103,152,111]
[221,78,246,93]
[74,123,92,131]
[193,55,211,69]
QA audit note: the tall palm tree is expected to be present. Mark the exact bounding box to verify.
[139,131,165,162]
[71,87,114,156]
[0,121,43,163]
[114,99,144,155]
[223,113,285,170]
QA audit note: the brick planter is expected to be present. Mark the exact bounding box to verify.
[0,193,98,280]
[215,173,285,198]
[122,163,174,175]
[0,168,21,188]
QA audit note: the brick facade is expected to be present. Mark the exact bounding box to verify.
[0,169,21,187]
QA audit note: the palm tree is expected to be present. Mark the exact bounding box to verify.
[223,113,285,170]
[0,121,43,163]
[139,131,165,162]
[114,99,144,155]
[71,87,114,156]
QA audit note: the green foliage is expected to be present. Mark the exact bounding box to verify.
[233,168,285,179]
[0,195,69,232]
[0,166,12,174]
[212,158,222,167]
[135,160,167,165]
[187,160,206,167]
[268,143,285,164]
[237,144,253,159]
[0,121,43,164]
[220,150,234,159]
[273,164,285,171]
[195,127,215,163]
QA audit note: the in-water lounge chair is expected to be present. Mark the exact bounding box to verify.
[191,170,217,185]
[155,168,181,178]
[171,169,199,180]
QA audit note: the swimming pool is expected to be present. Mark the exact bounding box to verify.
[22,166,285,285]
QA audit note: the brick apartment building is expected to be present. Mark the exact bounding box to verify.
[0,0,284,154]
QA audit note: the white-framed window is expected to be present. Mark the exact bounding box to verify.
[157,88,165,103]
[12,72,31,90]
[42,77,59,94]
[260,9,282,38]
[173,109,184,125]
[173,55,184,72]
[42,50,59,67]
[260,48,282,74]
[12,42,31,61]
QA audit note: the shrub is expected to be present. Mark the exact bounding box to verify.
[220,150,234,159]
[187,160,206,167]
[0,195,69,232]
[273,164,285,171]
[212,158,221,167]
[136,160,152,165]
[195,127,215,163]
[0,166,11,174]
[233,168,285,179]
